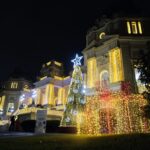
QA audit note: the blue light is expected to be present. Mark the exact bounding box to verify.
[71,54,83,67]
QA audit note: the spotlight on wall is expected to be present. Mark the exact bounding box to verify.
[20,94,25,102]
[32,90,37,98]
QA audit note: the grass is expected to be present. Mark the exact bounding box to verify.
[0,133,150,150]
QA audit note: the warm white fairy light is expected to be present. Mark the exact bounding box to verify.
[78,91,150,135]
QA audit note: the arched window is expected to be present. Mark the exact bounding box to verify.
[100,70,109,89]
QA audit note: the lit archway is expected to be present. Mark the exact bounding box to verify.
[100,70,109,90]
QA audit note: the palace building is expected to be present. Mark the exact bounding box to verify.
[0,77,32,119]
[0,61,70,122]
[82,16,150,94]
[80,16,150,134]
[0,16,150,133]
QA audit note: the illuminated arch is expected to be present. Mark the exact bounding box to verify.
[100,70,109,89]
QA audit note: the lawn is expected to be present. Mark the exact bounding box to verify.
[0,133,150,150]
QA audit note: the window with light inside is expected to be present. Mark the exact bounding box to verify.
[11,82,18,89]
[127,21,142,34]
[7,103,14,113]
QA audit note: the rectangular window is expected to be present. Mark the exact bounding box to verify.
[127,22,131,34]
[138,22,142,34]
[7,103,14,113]
[11,82,18,89]
[127,21,142,34]
[131,22,138,34]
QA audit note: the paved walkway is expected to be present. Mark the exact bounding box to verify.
[0,132,34,138]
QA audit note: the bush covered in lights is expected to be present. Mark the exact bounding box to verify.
[79,89,150,135]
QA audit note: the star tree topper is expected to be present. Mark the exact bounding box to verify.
[71,54,83,67]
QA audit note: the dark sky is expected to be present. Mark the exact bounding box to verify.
[0,0,149,81]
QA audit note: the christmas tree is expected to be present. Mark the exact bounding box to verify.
[61,54,86,126]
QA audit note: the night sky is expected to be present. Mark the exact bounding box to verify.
[0,0,149,81]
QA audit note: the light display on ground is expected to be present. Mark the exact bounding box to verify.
[78,82,150,135]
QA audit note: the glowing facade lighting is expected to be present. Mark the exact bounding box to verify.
[79,91,150,135]
[99,32,106,39]
[40,76,47,80]
[58,88,64,105]
[48,84,54,105]
[131,22,138,34]
[127,21,143,34]
[100,70,109,89]
[46,61,51,66]
[109,48,124,83]
[11,82,18,89]
[54,61,62,66]
[138,21,142,34]
[127,21,131,34]
[0,96,5,111]
[87,57,97,88]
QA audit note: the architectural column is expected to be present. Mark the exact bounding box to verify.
[0,95,5,111]
[48,84,54,106]
[58,88,66,105]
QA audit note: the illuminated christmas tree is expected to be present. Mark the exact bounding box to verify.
[61,54,85,126]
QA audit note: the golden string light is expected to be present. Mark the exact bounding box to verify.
[78,91,150,135]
